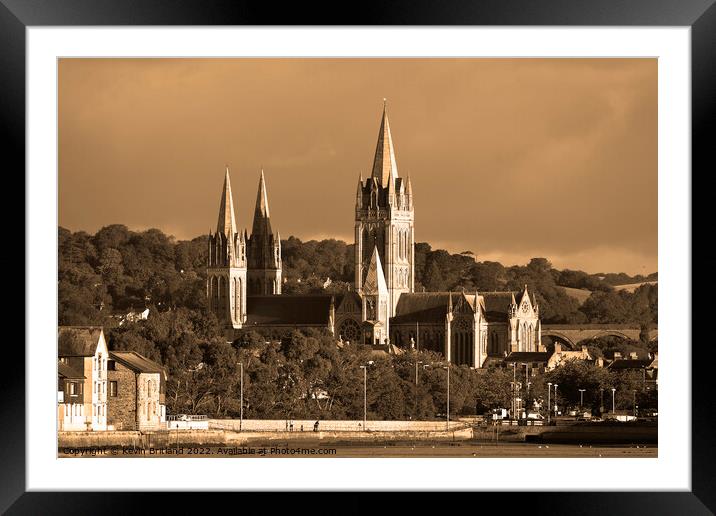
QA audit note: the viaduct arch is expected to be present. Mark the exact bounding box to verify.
[540,324,658,349]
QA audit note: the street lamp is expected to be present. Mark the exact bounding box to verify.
[359,361,374,432]
[414,360,423,419]
[600,388,605,415]
[239,362,244,432]
[611,388,616,414]
[547,382,552,424]
[579,389,586,411]
[554,384,559,418]
[443,364,451,431]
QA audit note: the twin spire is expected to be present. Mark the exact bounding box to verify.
[215,166,273,238]
[216,166,238,236]
[252,169,273,237]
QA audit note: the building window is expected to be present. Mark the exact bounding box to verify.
[109,381,118,397]
[69,382,76,395]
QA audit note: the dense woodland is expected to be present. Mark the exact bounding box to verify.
[58,225,658,419]
[59,225,657,328]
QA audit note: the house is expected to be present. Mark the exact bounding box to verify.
[107,351,167,431]
[547,343,602,370]
[57,361,86,431]
[58,326,109,431]
[607,351,658,388]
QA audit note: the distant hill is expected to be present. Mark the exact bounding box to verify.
[613,281,658,293]
[560,287,593,306]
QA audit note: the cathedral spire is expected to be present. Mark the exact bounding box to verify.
[216,166,238,236]
[251,169,273,237]
[371,100,399,187]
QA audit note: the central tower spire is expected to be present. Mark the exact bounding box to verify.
[371,99,399,187]
[355,101,415,320]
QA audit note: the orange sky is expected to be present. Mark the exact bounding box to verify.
[58,58,657,275]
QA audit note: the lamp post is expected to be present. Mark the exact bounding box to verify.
[611,388,616,414]
[554,384,559,418]
[414,360,423,419]
[239,361,244,432]
[600,388,605,415]
[547,382,552,424]
[511,363,517,420]
[633,390,637,417]
[443,364,451,431]
[359,365,368,432]
[579,389,586,411]
[359,361,374,431]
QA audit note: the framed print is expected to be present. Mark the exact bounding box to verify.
[3,0,714,513]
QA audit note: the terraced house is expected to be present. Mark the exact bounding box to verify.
[58,326,108,431]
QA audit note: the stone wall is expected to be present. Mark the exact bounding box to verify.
[209,419,467,432]
[108,365,136,431]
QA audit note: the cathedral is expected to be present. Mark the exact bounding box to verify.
[206,102,544,367]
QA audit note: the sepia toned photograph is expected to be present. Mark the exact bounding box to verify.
[57,57,658,459]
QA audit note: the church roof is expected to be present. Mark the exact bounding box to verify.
[216,167,238,236]
[392,292,454,324]
[251,169,273,237]
[245,295,334,326]
[504,351,551,363]
[58,326,104,357]
[480,292,517,323]
[371,101,399,187]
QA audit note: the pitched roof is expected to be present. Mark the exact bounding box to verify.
[245,295,334,326]
[109,351,165,374]
[607,358,653,370]
[371,101,399,187]
[504,352,551,363]
[251,169,273,237]
[480,292,517,322]
[216,167,238,236]
[58,361,85,379]
[58,326,104,357]
[392,292,453,324]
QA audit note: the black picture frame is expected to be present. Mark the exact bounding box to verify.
[3,1,713,513]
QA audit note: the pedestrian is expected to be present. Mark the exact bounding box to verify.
[313,420,319,432]
[301,425,304,432]
[290,421,294,432]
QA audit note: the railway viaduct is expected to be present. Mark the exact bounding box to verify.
[541,324,658,349]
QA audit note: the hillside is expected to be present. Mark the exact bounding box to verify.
[58,225,657,327]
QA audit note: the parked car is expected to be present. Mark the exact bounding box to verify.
[526,412,545,420]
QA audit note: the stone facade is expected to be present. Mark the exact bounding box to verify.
[107,351,166,431]
[107,364,136,430]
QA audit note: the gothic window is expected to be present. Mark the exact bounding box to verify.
[338,319,361,343]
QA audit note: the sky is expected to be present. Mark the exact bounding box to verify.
[58,58,657,275]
